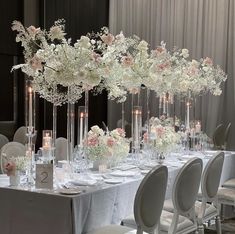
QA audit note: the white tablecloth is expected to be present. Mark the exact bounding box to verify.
[0,151,234,234]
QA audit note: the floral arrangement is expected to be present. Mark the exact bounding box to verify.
[144,122,181,154]
[4,155,28,176]
[12,20,227,104]
[12,19,102,105]
[85,126,129,162]
[149,115,181,127]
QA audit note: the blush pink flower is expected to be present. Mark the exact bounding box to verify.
[87,136,98,146]
[187,66,199,76]
[27,26,41,37]
[121,55,134,67]
[116,128,125,137]
[154,46,166,55]
[30,55,43,71]
[156,126,165,137]
[107,137,115,147]
[5,162,16,176]
[157,62,170,71]
[101,33,114,45]
[204,57,213,66]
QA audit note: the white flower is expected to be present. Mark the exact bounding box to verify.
[181,49,189,58]
[49,25,66,40]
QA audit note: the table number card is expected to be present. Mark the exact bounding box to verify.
[35,164,53,189]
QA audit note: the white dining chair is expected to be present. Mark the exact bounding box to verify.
[194,152,224,234]
[85,165,168,234]
[13,126,28,145]
[164,152,224,234]
[55,137,68,162]
[123,158,202,234]
[0,142,26,174]
[0,134,9,150]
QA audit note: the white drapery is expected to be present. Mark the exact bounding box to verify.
[108,0,235,149]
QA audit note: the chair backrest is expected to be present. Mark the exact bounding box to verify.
[13,126,27,145]
[212,124,224,148]
[172,157,202,216]
[224,123,231,148]
[134,165,168,233]
[0,142,26,174]
[201,152,224,199]
[0,134,9,150]
[55,137,68,161]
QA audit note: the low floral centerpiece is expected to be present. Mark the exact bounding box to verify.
[84,126,129,168]
[3,155,28,186]
[144,119,181,159]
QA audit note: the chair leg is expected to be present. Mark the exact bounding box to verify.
[215,215,222,234]
[197,224,204,234]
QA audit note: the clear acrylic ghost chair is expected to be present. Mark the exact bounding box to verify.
[0,134,9,150]
[86,165,168,234]
[0,142,26,174]
[55,137,68,162]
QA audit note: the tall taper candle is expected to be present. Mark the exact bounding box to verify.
[28,87,33,127]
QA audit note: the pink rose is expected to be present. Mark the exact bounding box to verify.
[204,57,213,66]
[154,46,166,55]
[187,66,199,76]
[121,55,134,67]
[5,162,16,176]
[156,126,165,137]
[30,56,43,71]
[107,137,115,147]
[87,136,98,146]
[157,62,170,71]
[116,128,125,137]
[27,26,41,36]
[101,33,114,45]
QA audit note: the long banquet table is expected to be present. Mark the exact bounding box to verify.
[0,151,235,234]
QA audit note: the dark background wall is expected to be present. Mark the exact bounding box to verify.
[0,0,109,147]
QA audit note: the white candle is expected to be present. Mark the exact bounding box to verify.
[186,102,190,129]
[195,121,201,133]
[28,87,33,127]
[135,110,139,147]
[163,96,166,114]
[43,133,52,149]
[79,112,84,146]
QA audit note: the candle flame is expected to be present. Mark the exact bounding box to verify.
[186,102,190,106]
[28,87,32,93]
[80,112,84,118]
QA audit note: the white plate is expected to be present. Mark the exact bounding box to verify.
[104,178,123,184]
[110,170,138,177]
[58,188,81,195]
[205,150,217,155]
[116,165,137,171]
